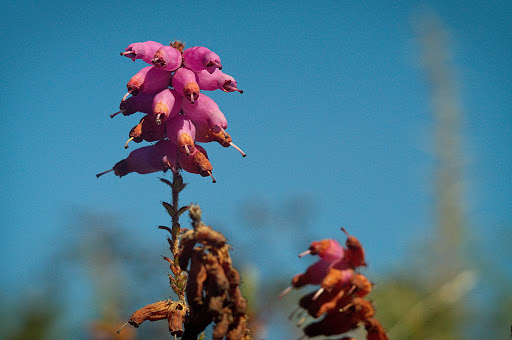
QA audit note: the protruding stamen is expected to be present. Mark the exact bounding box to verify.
[155,113,162,125]
[347,284,357,295]
[96,169,114,178]
[341,227,350,237]
[184,144,191,155]
[124,137,134,149]
[120,51,134,56]
[122,88,134,102]
[213,61,222,69]
[339,302,354,312]
[117,321,129,334]
[229,142,246,157]
[312,287,324,301]
[190,92,194,104]
[207,170,216,183]
[224,85,243,94]
[278,286,293,298]
[110,110,123,118]
[298,250,311,258]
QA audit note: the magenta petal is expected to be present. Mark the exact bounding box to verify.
[166,115,196,145]
[181,93,227,129]
[152,46,182,71]
[119,92,155,116]
[172,67,199,97]
[123,41,164,64]
[195,69,239,92]
[303,259,331,286]
[319,239,345,263]
[149,140,178,171]
[152,89,182,123]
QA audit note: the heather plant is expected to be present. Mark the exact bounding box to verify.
[280,230,388,339]
[98,39,252,339]
[96,39,387,339]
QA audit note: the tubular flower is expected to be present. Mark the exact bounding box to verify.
[98,39,247,182]
[281,229,388,340]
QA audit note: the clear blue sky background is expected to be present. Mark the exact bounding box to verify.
[1,0,510,334]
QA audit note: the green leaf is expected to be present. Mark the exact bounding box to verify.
[159,177,173,188]
[172,175,183,192]
[162,202,176,217]
[177,205,190,217]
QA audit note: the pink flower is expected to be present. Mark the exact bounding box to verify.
[166,115,196,155]
[152,89,182,125]
[152,46,182,72]
[299,239,345,263]
[194,69,243,93]
[182,46,222,74]
[121,41,164,64]
[96,140,177,178]
[172,67,200,103]
[123,66,172,101]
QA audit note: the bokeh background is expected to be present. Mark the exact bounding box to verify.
[1,1,510,339]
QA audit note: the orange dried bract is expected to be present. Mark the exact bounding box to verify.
[192,149,214,177]
[342,228,367,268]
[350,273,372,297]
[128,119,144,143]
[167,302,187,336]
[313,287,351,318]
[231,286,248,316]
[321,268,354,291]
[308,239,332,256]
[178,233,196,270]
[345,297,375,321]
[226,315,248,340]
[226,266,241,290]
[213,308,232,339]
[196,123,233,146]
[204,252,230,296]
[186,248,207,308]
[195,225,227,248]
[128,300,171,327]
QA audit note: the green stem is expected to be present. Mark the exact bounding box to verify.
[171,172,181,258]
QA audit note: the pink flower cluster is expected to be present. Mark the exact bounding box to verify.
[281,228,388,340]
[96,41,245,182]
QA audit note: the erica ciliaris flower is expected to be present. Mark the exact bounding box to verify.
[97,40,246,183]
[282,228,388,340]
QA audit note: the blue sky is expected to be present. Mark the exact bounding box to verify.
[1,0,510,333]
